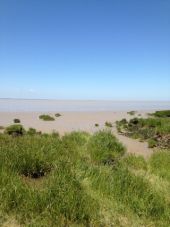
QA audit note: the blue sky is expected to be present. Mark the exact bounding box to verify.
[0,0,170,100]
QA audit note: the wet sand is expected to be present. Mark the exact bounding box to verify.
[0,111,153,157]
[113,129,153,158]
[0,111,148,134]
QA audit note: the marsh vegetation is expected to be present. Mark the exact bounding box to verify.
[39,114,55,121]
[127,110,136,116]
[0,123,170,226]
[55,113,62,117]
[116,110,170,149]
[13,118,21,123]
[105,121,113,127]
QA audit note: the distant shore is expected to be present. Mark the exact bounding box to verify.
[0,98,170,112]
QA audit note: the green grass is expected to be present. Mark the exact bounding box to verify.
[148,138,157,148]
[27,127,37,136]
[153,110,170,118]
[88,131,125,164]
[39,114,55,121]
[149,150,170,181]
[121,154,147,170]
[0,126,170,226]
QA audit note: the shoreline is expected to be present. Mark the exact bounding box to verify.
[0,111,148,134]
[0,110,154,158]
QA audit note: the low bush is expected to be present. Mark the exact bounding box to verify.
[4,124,25,136]
[39,114,55,121]
[127,111,136,115]
[27,127,37,135]
[55,113,61,117]
[13,118,21,123]
[105,121,113,127]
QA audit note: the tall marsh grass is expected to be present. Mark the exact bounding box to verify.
[0,127,169,226]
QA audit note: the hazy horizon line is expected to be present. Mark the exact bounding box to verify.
[0,97,170,102]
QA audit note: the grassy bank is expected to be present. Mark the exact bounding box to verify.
[0,126,170,226]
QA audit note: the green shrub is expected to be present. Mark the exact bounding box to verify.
[0,126,4,130]
[55,113,61,117]
[39,115,55,121]
[127,111,136,115]
[116,119,128,133]
[129,118,140,126]
[120,118,128,124]
[13,118,21,123]
[105,121,113,127]
[5,124,25,136]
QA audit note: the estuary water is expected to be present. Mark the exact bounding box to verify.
[0,99,170,112]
